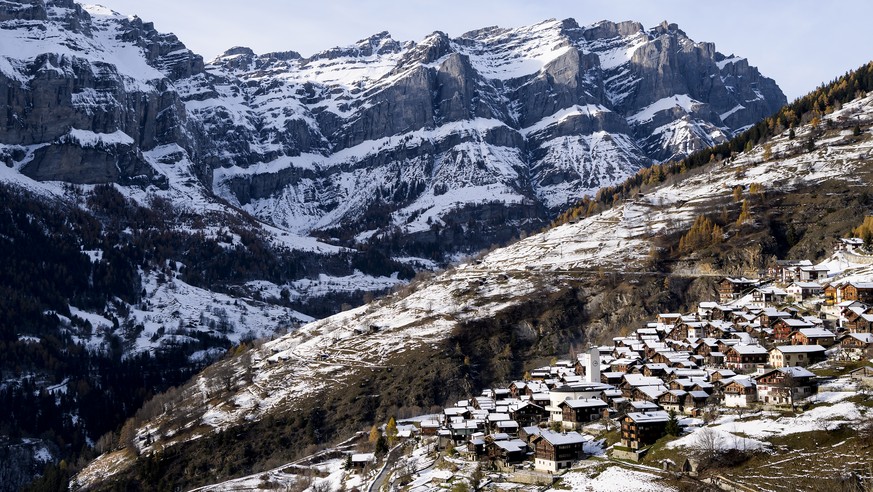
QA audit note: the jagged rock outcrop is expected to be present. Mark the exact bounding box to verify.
[0,0,201,185]
[0,2,787,261]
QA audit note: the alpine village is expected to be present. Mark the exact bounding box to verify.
[2,1,873,491]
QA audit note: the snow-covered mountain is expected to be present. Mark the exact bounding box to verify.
[0,1,786,262]
[74,87,873,490]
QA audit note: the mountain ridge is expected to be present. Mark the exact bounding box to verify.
[1,2,786,262]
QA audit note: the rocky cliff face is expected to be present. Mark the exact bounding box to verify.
[0,2,786,262]
[0,1,208,185]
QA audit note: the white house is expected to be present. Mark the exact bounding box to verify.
[769,345,827,368]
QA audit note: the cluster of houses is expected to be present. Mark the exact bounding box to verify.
[421,263,873,470]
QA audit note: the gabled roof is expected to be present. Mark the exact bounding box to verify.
[658,313,682,319]
[510,401,544,412]
[779,366,815,378]
[487,413,510,422]
[755,366,815,381]
[709,369,737,377]
[533,429,586,446]
[493,439,526,453]
[730,345,768,355]
[725,377,755,388]
[622,374,664,387]
[795,328,835,338]
[626,411,670,423]
[629,401,660,411]
[772,344,826,354]
[844,333,873,344]
[560,398,608,409]
[761,308,791,317]
[636,385,669,400]
[521,426,541,437]
[779,318,815,328]
[790,282,823,289]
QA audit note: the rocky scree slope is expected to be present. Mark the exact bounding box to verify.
[74,90,873,491]
[0,1,785,262]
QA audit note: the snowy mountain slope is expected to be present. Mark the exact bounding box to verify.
[75,90,873,490]
[0,2,786,264]
[201,18,785,253]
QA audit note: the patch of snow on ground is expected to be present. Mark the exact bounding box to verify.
[712,402,864,438]
[555,464,675,491]
[667,427,770,452]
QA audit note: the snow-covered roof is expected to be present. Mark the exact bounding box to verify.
[493,439,526,453]
[636,386,668,400]
[790,282,823,289]
[795,328,835,338]
[626,411,670,423]
[351,453,376,463]
[622,374,664,387]
[845,333,873,343]
[521,426,541,436]
[725,377,755,388]
[731,345,768,355]
[779,366,815,378]
[773,344,826,354]
[561,398,608,408]
[781,318,815,328]
[535,429,586,446]
[629,401,659,411]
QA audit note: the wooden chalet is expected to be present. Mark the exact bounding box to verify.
[755,367,817,407]
[708,369,737,384]
[508,402,548,427]
[420,419,441,436]
[788,327,836,347]
[844,306,873,333]
[658,390,687,414]
[842,282,873,304]
[621,411,669,450]
[683,390,710,415]
[840,333,873,359]
[718,278,758,304]
[772,318,814,341]
[559,398,608,430]
[724,345,768,372]
[486,438,528,468]
[531,430,586,473]
[824,284,839,306]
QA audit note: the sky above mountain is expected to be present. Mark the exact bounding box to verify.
[90,0,871,100]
